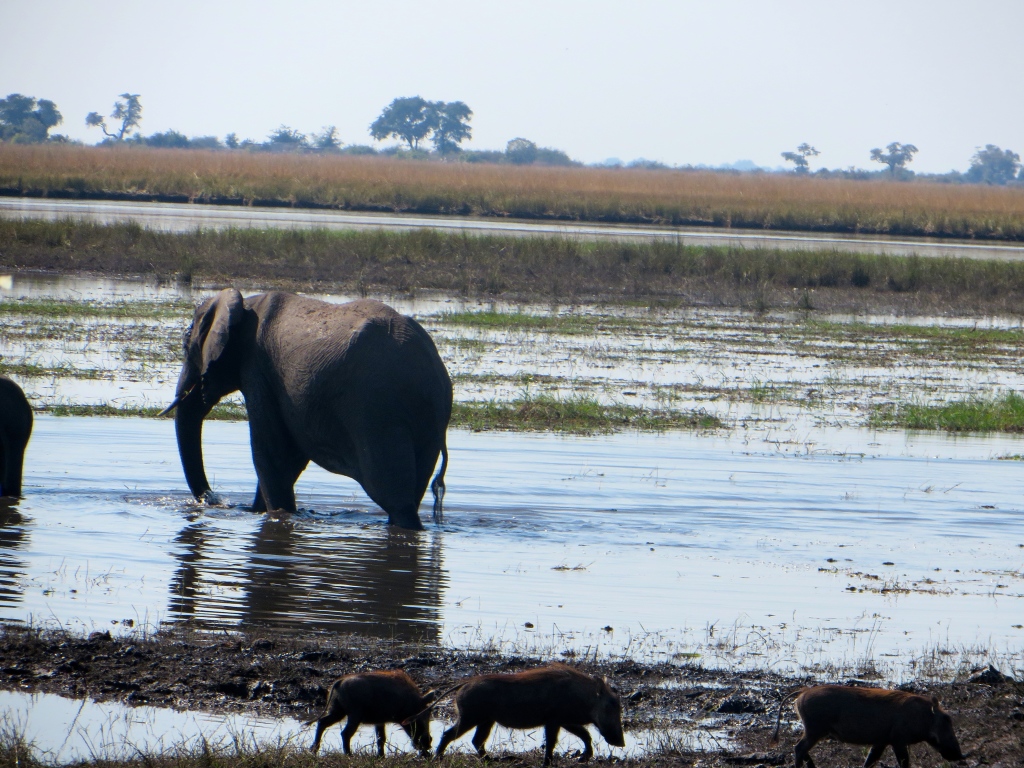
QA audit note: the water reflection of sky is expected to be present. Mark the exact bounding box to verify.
[1,415,1022,678]
[0,688,703,761]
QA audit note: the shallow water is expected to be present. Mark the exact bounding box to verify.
[2,415,1022,677]
[1,273,1023,678]
[6,271,1024,434]
[0,689,701,760]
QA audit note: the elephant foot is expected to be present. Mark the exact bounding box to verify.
[201,490,225,506]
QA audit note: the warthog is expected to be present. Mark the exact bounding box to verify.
[309,670,436,756]
[771,684,965,768]
[434,663,625,765]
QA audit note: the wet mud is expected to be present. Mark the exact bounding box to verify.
[1,626,1022,767]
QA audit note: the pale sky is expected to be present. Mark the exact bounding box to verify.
[2,0,1022,173]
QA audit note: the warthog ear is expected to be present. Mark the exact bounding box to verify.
[930,694,941,711]
[423,689,438,704]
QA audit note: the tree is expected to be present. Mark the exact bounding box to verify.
[265,125,308,152]
[369,96,436,150]
[312,125,342,152]
[0,93,63,142]
[870,142,918,176]
[86,93,142,141]
[781,143,819,174]
[144,129,190,148]
[224,132,240,149]
[965,144,1020,185]
[506,137,538,165]
[430,101,472,153]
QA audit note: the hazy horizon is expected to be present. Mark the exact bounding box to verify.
[2,0,1022,174]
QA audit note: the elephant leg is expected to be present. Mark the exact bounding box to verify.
[246,404,308,512]
[251,482,266,512]
[1,434,27,498]
[357,428,424,529]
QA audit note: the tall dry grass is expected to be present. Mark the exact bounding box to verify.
[2,144,1024,239]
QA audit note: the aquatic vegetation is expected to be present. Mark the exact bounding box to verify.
[8,220,1024,311]
[452,394,722,434]
[869,392,1024,433]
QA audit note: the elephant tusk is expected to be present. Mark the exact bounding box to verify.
[157,396,181,417]
[158,383,198,417]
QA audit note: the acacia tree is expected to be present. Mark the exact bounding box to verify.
[86,93,142,141]
[965,145,1020,185]
[0,93,62,142]
[781,143,819,173]
[430,101,472,153]
[369,96,436,150]
[870,142,918,176]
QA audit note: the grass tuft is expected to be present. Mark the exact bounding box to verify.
[869,392,1024,432]
[40,402,248,420]
[452,394,722,434]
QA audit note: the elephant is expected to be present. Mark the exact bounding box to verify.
[161,289,452,530]
[0,376,32,499]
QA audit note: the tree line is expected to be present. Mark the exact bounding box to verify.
[0,92,576,167]
[2,90,1021,183]
[781,141,1022,185]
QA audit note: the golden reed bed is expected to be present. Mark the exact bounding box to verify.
[2,144,1023,239]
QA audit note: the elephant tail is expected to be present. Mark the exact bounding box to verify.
[431,439,448,524]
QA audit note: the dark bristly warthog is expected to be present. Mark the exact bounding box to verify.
[309,670,437,756]
[434,663,625,765]
[771,684,966,768]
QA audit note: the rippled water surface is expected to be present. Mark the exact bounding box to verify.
[2,415,1023,675]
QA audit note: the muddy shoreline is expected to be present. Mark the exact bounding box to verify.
[1,625,1021,766]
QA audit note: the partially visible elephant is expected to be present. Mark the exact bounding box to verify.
[161,290,452,530]
[0,376,32,499]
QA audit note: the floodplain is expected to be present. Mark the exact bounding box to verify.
[1,271,1023,766]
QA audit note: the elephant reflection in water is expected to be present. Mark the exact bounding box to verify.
[0,505,28,608]
[167,515,445,642]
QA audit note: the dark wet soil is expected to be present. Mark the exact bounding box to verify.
[1,625,1021,767]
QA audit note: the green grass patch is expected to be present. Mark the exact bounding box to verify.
[0,297,191,320]
[0,361,114,380]
[32,397,720,434]
[802,319,1024,346]
[39,402,248,420]
[452,394,722,434]
[869,392,1024,433]
[435,310,644,334]
[9,219,1024,307]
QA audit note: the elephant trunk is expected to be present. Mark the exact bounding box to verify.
[174,390,215,503]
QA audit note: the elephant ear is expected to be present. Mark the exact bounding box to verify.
[199,288,245,376]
